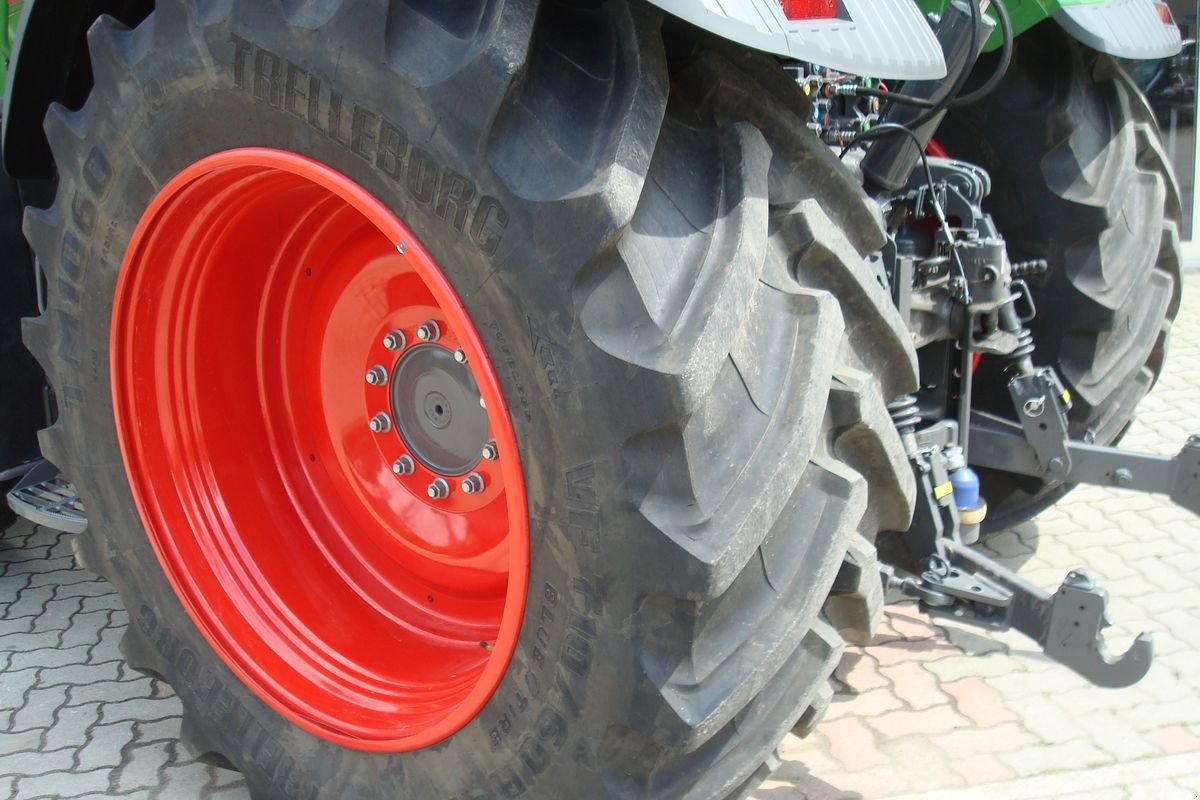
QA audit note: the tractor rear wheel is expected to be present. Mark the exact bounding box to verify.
[938,23,1183,532]
[24,2,917,796]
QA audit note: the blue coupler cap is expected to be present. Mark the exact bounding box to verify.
[950,464,982,512]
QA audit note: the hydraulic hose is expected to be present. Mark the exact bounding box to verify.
[858,0,992,192]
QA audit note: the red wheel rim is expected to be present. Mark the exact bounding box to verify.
[110,148,529,751]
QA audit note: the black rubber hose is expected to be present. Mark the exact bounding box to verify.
[853,86,940,109]
[855,0,1013,113]
[897,0,983,130]
[949,0,1013,107]
[851,0,983,119]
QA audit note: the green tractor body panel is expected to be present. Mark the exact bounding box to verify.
[1,2,22,92]
[918,0,1181,58]
[918,0,1108,49]
[982,0,1105,49]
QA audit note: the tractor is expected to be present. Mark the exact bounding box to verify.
[0,0,1194,797]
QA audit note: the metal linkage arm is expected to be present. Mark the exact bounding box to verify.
[969,413,1200,516]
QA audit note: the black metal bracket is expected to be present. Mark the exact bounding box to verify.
[1005,368,1074,482]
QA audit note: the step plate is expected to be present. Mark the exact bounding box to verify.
[6,460,88,534]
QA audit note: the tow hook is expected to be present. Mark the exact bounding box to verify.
[883,544,1153,688]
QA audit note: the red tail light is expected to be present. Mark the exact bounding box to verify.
[780,0,839,21]
[1153,2,1174,25]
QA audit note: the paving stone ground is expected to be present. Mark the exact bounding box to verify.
[2,273,1199,799]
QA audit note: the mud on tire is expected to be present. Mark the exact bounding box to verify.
[24,2,916,797]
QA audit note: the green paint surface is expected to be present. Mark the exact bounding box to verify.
[916,0,1110,51]
[2,1,23,94]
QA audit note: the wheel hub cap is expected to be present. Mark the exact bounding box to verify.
[391,345,489,476]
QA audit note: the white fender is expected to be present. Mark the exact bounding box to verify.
[646,0,948,79]
[1055,0,1183,60]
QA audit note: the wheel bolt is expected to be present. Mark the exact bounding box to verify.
[383,330,406,351]
[454,347,467,364]
[482,441,499,461]
[392,455,414,476]
[461,472,485,495]
[416,321,441,342]
[369,413,392,433]
[427,478,450,499]
[365,365,389,386]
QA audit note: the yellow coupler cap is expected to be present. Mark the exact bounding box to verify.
[959,500,989,527]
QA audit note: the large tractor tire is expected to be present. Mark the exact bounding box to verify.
[938,23,1183,532]
[23,2,916,797]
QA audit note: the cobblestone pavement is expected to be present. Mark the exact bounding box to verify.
[2,275,1199,799]
[0,521,248,799]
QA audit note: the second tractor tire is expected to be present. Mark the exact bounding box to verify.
[938,23,1183,532]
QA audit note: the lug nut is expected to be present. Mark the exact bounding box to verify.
[383,330,407,351]
[482,441,499,461]
[416,321,441,342]
[392,455,415,476]
[369,413,392,433]
[454,347,467,364]
[365,365,389,386]
[427,478,450,499]
[461,472,485,495]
